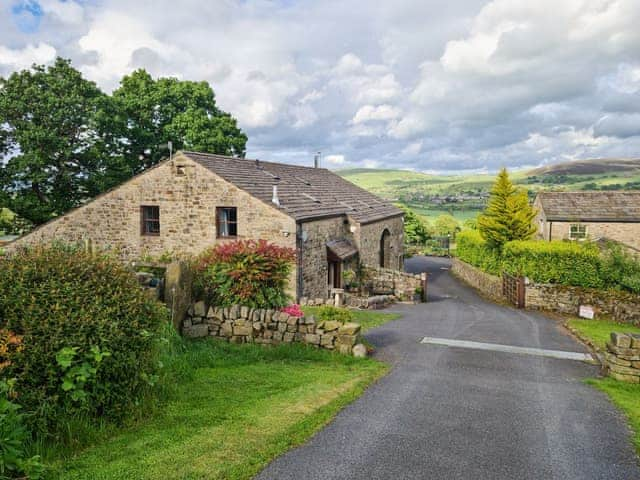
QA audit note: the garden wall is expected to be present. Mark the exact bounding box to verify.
[364,266,425,300]
[182,301,365,355]
[526,283,640,326]
[450,258,503,302]
[452,258,640,325]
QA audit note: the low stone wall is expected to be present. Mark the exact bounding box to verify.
[526,284,640,326]
[450,258,503,301]
[604,332,640,383]
[182,301,366,356]
[344,294,396,309]
[364,266,424,300]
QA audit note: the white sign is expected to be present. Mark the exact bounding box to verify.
[579,305,595,319]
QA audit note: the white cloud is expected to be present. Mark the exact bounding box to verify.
[0,43,56,70]
[325,154,346,165]
[352,104,401,124]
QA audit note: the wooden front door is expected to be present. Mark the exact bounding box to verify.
[328,261,341,289]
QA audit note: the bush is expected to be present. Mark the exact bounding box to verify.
[0,379,43,479]
[502,240,604,288]
[314,306,354,323]
[193,240,296,309]
[600,242,640,294]
[455,230,502,275]
[0,244,168,435]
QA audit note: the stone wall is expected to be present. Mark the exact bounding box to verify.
[604,332,640,383]
[526,283,640,326]
[182,301,366,356]
[354,216,404,270]
[5,154,297,262]
[364,266,424,300]
[450,258,503,302]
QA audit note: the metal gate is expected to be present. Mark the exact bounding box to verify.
[502,272,525,308]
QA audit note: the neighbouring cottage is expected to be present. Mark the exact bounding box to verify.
[6,151,404,300]
[533,191,640,251]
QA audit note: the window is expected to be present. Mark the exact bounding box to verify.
[569,224,587,240]
[141,206,160,236]
[216,207,238,237]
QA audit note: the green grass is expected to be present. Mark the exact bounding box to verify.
[587,377,640,453]
[301,307,400,332]
[45,338,387,480]
[567,318,640,351]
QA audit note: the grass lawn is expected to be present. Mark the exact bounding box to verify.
[301,307,400,332]
[567,318,640,454]
[566,318,640,351]
[46,339,387,480]
[586,378,640,453]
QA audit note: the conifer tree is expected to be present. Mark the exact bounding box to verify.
[477,168,537,248]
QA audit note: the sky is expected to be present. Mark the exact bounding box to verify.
[2,0,640,173]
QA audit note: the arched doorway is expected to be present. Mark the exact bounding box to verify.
[379,229,391,268]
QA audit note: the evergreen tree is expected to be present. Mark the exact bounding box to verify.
[397,204,432,244]
[477,168,537,248]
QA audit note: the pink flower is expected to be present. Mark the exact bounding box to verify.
[281,304,304,317]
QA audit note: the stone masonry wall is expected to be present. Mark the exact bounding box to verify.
[450,258,503,301]
[354,216,404,270]
[604,332,640,383]
[526,283,640,326]
[182,301,366,356]
[5,154,297,261]
[364,266,424,300]
[298,217,352,300]
[549,222,640,251]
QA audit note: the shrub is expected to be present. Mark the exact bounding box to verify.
[0,379,43,479]
[0,244,168,435]
[502,240,604,288]
[600,242,640,294]
[193,240,296,309]
[281,304,304,318]
[455,230,502,275]
[314,306,354,323]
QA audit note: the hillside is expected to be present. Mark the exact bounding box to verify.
[337,159,640,222]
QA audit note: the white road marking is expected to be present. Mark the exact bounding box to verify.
[420,337,594,362]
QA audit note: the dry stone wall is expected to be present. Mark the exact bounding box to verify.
[182,301,365,356]
[450,258,503,302]
[604,332,640,383]
[364,266,424,300]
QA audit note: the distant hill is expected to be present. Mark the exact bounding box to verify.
[338,159,640,223]
[528,158,640,176]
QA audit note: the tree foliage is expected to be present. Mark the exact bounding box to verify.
[0,58,247,225]
[434,214,460,238]
[397,204,432,244]
[477,168,536,248]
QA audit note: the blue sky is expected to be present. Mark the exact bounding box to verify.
[2,0,640,173]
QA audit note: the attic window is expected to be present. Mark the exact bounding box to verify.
[570,224,587,240]
[216,207,238,238]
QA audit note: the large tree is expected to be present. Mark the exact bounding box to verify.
[397,204,432,245]
[477,168,537,248]
[109,69,247,178]
[0,58,109,224]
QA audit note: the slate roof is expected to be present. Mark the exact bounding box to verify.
[183,151,403,223]
[326,239,358,261]
[536,191,640,222]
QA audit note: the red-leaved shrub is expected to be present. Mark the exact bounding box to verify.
[281,304,304,317]
[193,240,296,309]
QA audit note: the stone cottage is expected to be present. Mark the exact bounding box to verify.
[534,191,640,250]
[6,151,404,300]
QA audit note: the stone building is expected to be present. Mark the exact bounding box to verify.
[7,151,404,300]
[533,191,640,251]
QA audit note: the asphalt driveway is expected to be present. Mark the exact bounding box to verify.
[256,256,640,479]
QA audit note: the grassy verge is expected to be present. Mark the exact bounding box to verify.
[567,317,640,454]
[45,338,387,480]
[586,378,640,453]
[566,318,640,351]
[301,307,400,332]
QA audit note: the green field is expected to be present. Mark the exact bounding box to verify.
[405,206,480,223]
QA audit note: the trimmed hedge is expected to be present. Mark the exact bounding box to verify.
[502,240,603,288]
[455,230,502,275]
[454,230,640,292]
[0,245,168,434]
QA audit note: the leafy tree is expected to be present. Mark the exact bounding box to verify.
[434,214,460,238]
[477,168,537,248]
[0,58,109,224]
[397,204,432,244]
[463,216,478,230]
[109,69,247,179]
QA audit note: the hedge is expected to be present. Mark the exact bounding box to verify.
[0,244,168,435]
[501,240,604,288]
[454,230,632,291]
[455,230,502,275]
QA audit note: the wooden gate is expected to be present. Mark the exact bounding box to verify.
[502,272,525,308]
